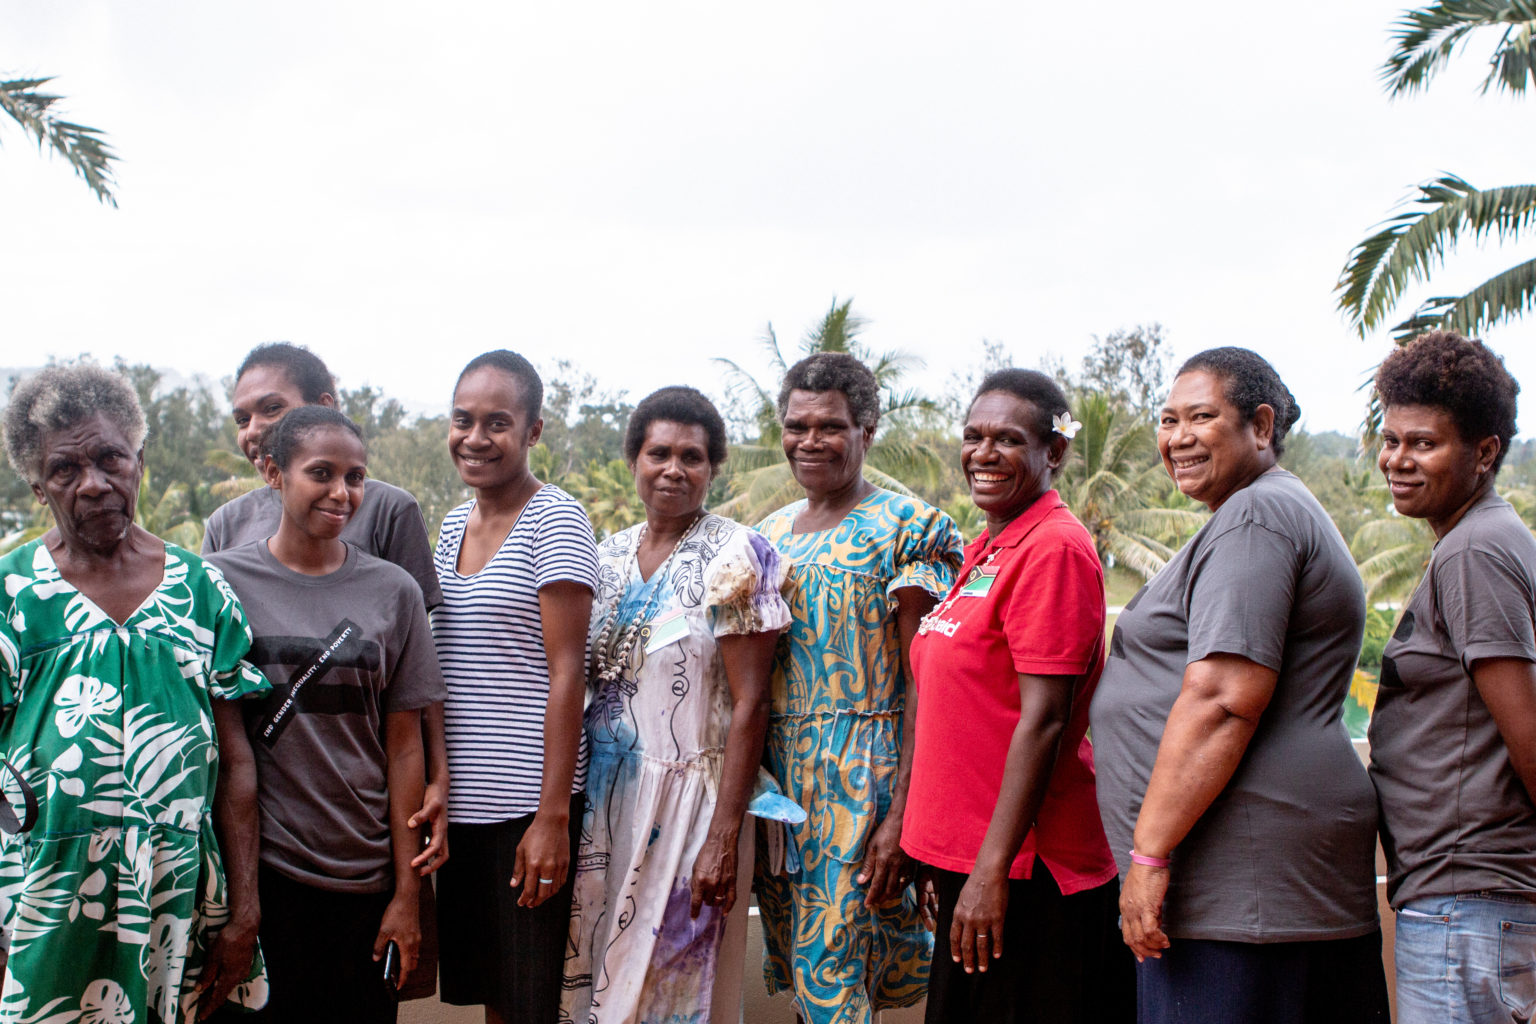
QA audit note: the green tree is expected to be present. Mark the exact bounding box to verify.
[1,76,117,205]
[1076,324,1174,423]
[367,415,467,548]
[1351,514,1435,602]
[1336,3,1536,340]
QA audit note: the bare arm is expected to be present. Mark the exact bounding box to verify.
[859,585,937,906]
[691,630,776,918]
[1120,653,1278,961]
[512,580,593,908]
[1471,656,1536,802]
[407,701,450,874]
[949,671,1075,975]
[374,708,426,985]
[198,700,261,1019]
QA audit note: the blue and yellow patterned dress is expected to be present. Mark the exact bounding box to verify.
[754,489,963,1024]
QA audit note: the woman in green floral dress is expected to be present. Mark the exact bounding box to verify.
[0,364,270,1024]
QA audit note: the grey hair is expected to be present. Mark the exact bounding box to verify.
[4,364,148,483]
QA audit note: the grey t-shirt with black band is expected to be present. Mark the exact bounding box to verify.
[1369,488,1536,906]
[208,540,448,893]
[203,479,443,610]
[1092,469,1380,942]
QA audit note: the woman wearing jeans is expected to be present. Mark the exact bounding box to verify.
[1368,330,1536,1024]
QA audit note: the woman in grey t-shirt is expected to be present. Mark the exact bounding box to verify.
[1368,331,1536,1024]
[1091,348,1388,1024]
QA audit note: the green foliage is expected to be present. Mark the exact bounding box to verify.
[1382,0,1536,97]
[1336,175,1536,339]
[340,386,408,443]
[1075,324,1174,423]
[1339,3,1536,365]
[1358,605,1398,672]
[0,76,118,205]
[538,361,634,479]
[367,414,468,548]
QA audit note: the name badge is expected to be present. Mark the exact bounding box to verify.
[958,566,997,598]
[643,608,690,654]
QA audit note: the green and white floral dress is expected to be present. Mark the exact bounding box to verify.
[0,540,271,1024]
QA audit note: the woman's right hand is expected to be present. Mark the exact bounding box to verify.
[1119,861,1172,961]
[950,866,1008,974]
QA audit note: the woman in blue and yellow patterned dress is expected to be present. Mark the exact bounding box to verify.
[754,353,964,1024]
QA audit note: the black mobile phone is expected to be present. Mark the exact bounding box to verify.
[382,940,400,997]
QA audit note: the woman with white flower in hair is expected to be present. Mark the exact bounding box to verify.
[902,369,1132,1023]
[0,363,270,1023]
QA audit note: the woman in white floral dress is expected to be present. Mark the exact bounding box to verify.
[560,388,788,1024]
[0,365,270,1024]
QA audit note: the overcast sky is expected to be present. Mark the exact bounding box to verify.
[4,0,1532,436]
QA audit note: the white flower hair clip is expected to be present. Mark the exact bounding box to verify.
[1052,411,1083,439]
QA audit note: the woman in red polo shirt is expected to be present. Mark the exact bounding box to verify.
[902,369,1132,1024]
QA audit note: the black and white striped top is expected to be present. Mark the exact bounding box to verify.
[433,486,598,823]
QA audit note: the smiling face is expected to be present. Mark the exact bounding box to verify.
[631,419,713,523]
[1378,403,1498,538]
[449,366,543,497]
[962,391,1064,534]
[780,389,875,500]
[264,424,367,542]
[32,413,145,556]
[232,364,332,468]
[1157,370,1274,511]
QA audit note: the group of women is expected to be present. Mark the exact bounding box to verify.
[0,329,1531,1024]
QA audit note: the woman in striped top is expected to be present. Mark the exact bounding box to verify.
[430,350,599,1024]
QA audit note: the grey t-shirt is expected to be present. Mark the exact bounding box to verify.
[203,479,443,609]
[1091,469,1380,942]
[1369,488,1536,905]
[208,540,448,893]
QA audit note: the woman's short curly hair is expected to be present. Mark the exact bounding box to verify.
[1176,347,1302,459]
[456,350,543,422]
[624,387,729,470]
[1375,330,1519,473]
[777,353,881,429]
[236,342,336,404]
[970,369,1072,443]
[4,364,147,483]
[260,405,365,471]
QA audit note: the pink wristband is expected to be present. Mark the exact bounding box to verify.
[1130,850,1171,868]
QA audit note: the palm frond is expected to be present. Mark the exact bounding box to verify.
[1391,254,1536,338]
[1381,0,1536,96]
[1356,544,1432,601]
[1336,175,1536,334]
[0,77,118,206]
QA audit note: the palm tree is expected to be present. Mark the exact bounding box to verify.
[1,76,117,206]
[713,298,947,524]
[1054,391,1207,580]
[563,458,647,539]
[1336,3,1536,340]
[1351,514,1435,602]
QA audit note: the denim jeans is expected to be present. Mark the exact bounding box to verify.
[1394,891,1536,1024]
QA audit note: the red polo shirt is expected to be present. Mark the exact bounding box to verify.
[901,490,1117,892]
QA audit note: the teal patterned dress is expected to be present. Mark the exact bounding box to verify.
[754,490,963,1024]
[0,540,271,1024]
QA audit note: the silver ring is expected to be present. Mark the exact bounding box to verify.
[538,877,555,884]
[976,932,990,938]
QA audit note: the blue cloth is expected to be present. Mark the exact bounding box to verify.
[1394,892,1536,1024]
[1135,933,1388,1024]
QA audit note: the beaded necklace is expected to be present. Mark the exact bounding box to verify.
[917,542,1006,636]
[591,512,706,684]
